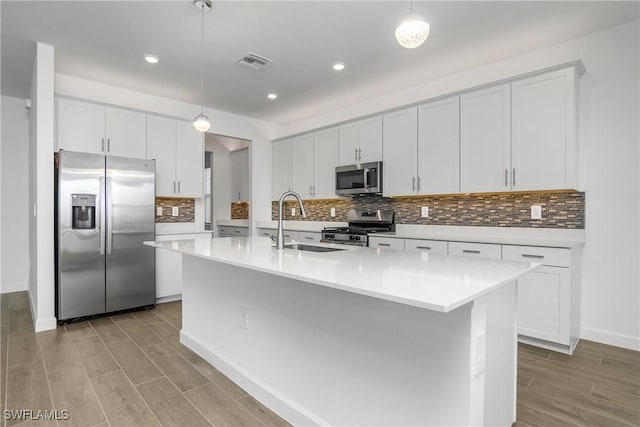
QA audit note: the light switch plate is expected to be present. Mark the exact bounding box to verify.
[291,208,296,216]
[171,206,179,217]
[421,206,429,218]
[156,207,163,216]
[531,205,542,220]
[330,207,336,217]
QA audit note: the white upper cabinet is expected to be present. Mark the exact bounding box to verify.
[105,107,147,159]
[176,121,204,197]
[313,127,339,199]
[511,67,578,191]
[460,84,511,193]
[146,115,177,197]
[231,148,250,202]
[383,107,418,196]
[338,115,382,165]
[272,139,293,200]
[56,98,146,159]
[147,116,203,197]
[57,98,106,155]
[418,97,460,195]
[292,133,315,198]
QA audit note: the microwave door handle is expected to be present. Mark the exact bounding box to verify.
[363,168,370,191]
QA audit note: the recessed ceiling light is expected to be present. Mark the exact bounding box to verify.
[332,62,345,71]
[267,93,278,100]
[144,55,159,64]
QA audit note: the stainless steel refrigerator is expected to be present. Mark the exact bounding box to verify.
[55,150,155,322]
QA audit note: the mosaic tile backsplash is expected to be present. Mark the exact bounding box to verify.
[271,191,585,229]
[231,202,249,219]
[156,197,195,223]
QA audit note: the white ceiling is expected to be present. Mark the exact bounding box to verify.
[2,1,638,125]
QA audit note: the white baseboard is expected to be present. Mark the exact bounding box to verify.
[581,327,640,351]
[0,281,28,294]
[35,317,57,332]
[180,330,328,427]
[156,294,182,304]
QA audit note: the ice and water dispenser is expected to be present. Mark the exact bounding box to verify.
[71,194,96,229]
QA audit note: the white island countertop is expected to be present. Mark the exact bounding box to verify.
[145,236,539,313]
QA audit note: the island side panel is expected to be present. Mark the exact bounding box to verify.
[181,255,480,426]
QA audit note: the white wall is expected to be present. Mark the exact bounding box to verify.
[29,43,57,331]
[277,21,640,350]
[204,137,232,223]
[1,96,30,293]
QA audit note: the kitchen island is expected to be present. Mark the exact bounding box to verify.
[145,236,539,426]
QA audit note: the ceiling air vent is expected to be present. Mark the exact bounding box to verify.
[237,52,273,70]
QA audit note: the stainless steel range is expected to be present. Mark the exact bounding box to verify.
[321,209,395,247]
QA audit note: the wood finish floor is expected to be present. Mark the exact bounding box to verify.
[1,291,638,427]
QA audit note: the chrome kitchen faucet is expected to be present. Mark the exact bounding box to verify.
[275,191,306,249]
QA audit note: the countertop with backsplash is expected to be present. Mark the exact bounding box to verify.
[373,225,585,248]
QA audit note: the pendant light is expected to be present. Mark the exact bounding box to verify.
[395,0,430,49]
[193,0,212,132]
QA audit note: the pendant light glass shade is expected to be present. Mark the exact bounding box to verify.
[395,10,430,49]
[193,112,211,132]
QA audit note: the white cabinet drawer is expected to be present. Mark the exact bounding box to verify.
[217,226,249,237]
[155,233,212,241]
[404,239,448,255]
[257,228,276,239]
[502,245,570,267]
[298,232,321,243]
[282,231,299,241]
[369,237,405,250]
[449,242,501,259]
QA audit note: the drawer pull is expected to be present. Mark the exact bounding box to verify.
[378,243,391,247]
[304,236,314,240]
[234,230,241,234]
[522,254,544,259]
[416,246,431,250]
[462,249,481,254]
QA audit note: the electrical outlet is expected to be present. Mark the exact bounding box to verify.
[156,207,163,216]
[291,208,296,216]
[240,307,249,330]
[330,207,336,217]
[421,206,429,218]
[171,206,179,217]
[531,205,542,220]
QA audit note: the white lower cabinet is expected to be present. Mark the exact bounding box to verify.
[503,245,573,348]
[404,239,447,255]
[368,237,405,250]
[298,232,321,243]
[217,226,249,237]
[448,242,502,259]
[155,233,212,300]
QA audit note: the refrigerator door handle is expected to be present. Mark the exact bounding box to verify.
[99,176,106,255]
[106,177,113,255]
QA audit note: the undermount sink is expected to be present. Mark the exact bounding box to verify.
[282,243,345,253]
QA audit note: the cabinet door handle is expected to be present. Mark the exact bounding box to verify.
[416,246,431,250]
[313,186,316,196]
[178,181,181,193]
[522,254,544,259]
[173,181,176,193]
[355,148,358,161]
[237,192,241,200]
[505,169,509,187]
[512,168,516,187]
[358,148,362,160]
[101,137,105,152]
[310,185,313,196]
[417,177,421,192]
[378,243,391,247]
[304,236,314,240]
[462,249,481,254]
[412,177,416,191]
[107,138,111,152]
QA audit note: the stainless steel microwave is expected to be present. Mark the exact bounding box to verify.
[335,161,383,196]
